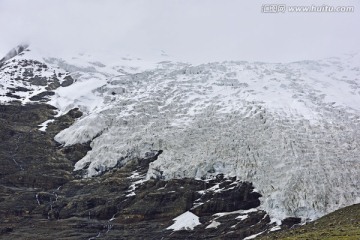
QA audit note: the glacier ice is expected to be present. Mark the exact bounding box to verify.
[53,55,360,220]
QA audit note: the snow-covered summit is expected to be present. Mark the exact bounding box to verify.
[1,46,359,222]
[0,43,29,64]
[0,46,74,104]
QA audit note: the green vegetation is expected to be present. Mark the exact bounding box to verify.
[260,204,360,240]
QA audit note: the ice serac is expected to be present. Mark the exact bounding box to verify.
[3,47,359,222]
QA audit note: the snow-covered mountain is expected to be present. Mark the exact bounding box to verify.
[1,45,359,222]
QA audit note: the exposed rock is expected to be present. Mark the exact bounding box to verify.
[281,217,302,228]
[192,177,261,216]
[5,92,21,99]
[46,76,61,90]
[61,75,74,87]
[28,76,48,86]
[7,87,31,92]
[29,91,55,101]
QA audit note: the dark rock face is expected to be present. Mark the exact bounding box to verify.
[5,92,21,99]
[0,104,82,190]
[46,75,61,90]
[29,91,55,101]
[281,217,302,228]
[61,75,74,87]
[192,176,261,217]
[0,103,276,239]
[7,87,31,92]
[28,76,48,86]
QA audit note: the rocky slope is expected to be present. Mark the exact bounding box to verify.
[0,103,281,239]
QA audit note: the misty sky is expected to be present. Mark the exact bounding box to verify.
[0,0,359,63]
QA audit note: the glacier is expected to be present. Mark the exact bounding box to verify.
[1,47,359,221]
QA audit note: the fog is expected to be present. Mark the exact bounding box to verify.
[0,0,359,63]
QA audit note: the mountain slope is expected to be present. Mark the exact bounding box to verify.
[1,46,359,224]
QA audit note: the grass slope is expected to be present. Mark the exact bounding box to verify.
[261,204,360,240]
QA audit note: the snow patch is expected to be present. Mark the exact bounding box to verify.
[236,215,249,221]
[205,220,221,229]
[214,208,258,217]
[166,211,201,231]
[38,119,55,132]
[270,226,281,232]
